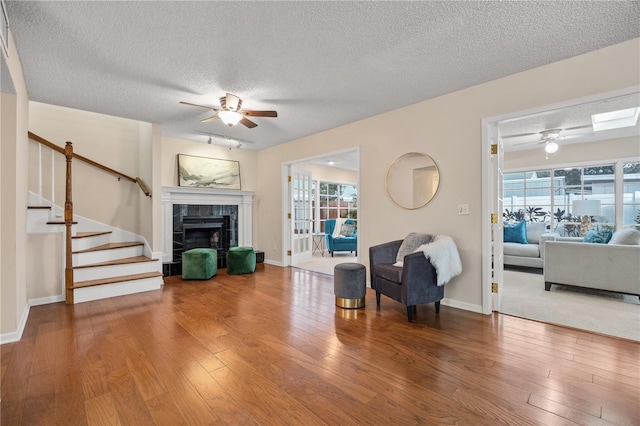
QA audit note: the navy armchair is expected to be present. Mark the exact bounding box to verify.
[369,238,443,322]
[325,219,357,257]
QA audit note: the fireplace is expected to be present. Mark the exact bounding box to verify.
[162,186,254,276]
[172,204,237,270]
[181,215,231,267]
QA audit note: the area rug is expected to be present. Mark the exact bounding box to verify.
[294,252,358,276]
[501,269,640,341]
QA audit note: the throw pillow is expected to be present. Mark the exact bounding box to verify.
[339,224,355,237]
[608,228,640,245]
[525,222,546,243]
[582,229,613,244]
[504,220,528,244]
[396,233,434,263]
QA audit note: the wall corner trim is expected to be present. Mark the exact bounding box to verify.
[0,303,30,345]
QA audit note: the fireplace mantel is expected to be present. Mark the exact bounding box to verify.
[161,186,254,263]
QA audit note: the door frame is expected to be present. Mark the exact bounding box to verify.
[481,86,639,314]
[281,147,361,267]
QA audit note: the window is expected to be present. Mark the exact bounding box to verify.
[503,170,551,223]
[504,161,636,230]
[314,181,358,233]
[623,162,640,227]
[551,165,615,226]
[582,165,615,225]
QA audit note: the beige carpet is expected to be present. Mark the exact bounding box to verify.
[501,269,640,341]
[294,252,359,276]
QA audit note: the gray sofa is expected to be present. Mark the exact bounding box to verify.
[503,222,552,268]
[544,237,640,298]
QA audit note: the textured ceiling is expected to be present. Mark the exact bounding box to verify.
[4,1,640,151]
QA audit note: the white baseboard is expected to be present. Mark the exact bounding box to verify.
[441,297,484,314]
[0,303,31,345]
[264,259,284,267]
[30,295,65,306]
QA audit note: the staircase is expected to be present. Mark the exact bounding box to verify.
[27,203,164,304]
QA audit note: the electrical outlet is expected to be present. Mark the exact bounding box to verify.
[458,204,470,215]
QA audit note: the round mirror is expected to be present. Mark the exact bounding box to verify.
[386,152,440,209]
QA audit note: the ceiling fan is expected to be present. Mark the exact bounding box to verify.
[510,129,570,156]
[505,124,593,153]
[181,93,277,128]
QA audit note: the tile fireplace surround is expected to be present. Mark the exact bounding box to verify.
[161,186,254,265]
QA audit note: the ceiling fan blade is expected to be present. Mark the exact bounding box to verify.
[241,110,278,117]
[563,124,592,131]
[180,101,219,111]
[240,117,257,128]
[224,93,242,112]
[501,132,538,139]
[512,139,545,147]
[200,114,220,123]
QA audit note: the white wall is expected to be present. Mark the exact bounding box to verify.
[254,38,640,312]
[1,31,29,339]
[27,233,62,300]
[151,124,163,252]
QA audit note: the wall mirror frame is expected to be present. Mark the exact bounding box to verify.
[386,152,440,210]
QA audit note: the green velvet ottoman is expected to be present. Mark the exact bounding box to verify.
[182,248,217,280]
[227,246,256,275]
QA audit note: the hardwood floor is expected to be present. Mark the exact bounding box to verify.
[2,264,638,425]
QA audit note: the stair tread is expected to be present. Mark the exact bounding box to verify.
[72,272,163,289]
[47,221,78,225]
[28,205,52,209]
[73,241,144,254]
[73,231,113,239]
[73,256,158,269]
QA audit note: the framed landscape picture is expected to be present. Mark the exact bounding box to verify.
[177,154,241,190]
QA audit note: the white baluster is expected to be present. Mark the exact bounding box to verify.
[38,144,43,204]
[50,148,55,220]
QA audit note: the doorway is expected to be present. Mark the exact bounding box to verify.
[482,87,640,339]
[282,148,360,275]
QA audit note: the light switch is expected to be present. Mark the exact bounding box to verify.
[458,204,470,215]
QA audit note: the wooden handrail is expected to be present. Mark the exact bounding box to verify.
[28,131,151,197]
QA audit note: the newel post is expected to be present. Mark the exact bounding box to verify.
[64,142,74,304]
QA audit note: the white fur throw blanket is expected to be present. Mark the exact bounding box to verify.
[418,235,462,286]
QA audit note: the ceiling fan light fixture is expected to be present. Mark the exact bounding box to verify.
[218,110,242,127]
[541,129,561,140]
[544,140,559,154]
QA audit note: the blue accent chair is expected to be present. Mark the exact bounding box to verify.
[325,219,358,257]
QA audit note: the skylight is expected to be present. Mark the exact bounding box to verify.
[591,107,640,132]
